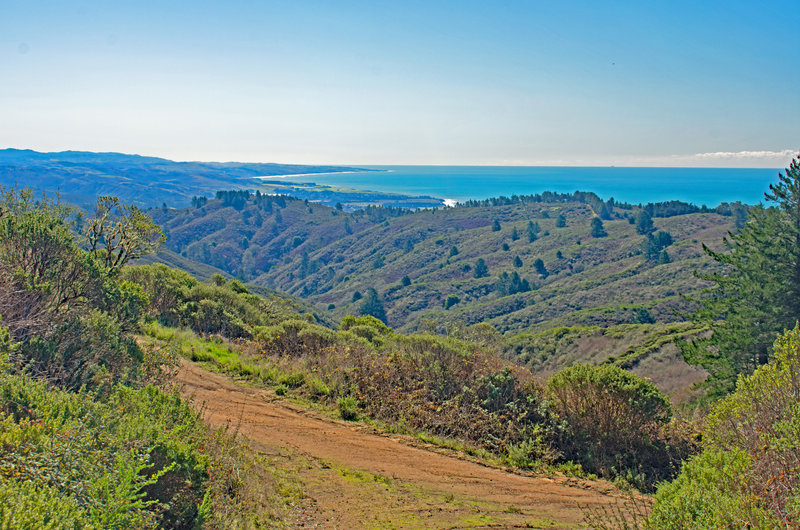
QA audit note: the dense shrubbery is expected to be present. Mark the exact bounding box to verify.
[159,308,691,489]
[229,317,563,463]
[547,364,692,491]
[0,362,210,528]
[122,263,303,337]
[0,188,154,389]
[650,327,800,526]
[0,190,285,527]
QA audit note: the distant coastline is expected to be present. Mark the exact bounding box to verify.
[272,165,781,206]
[259,168,391,179]
[259,171,365,179]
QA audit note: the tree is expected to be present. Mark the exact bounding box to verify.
[599,202,613,220]
[590,217,607,238]
[556,214,567,228]
[533,258,548,277]
[527,221,539,242]
[401,275,411,287]
[644,231,673,260]
[495,271,531,296]
[359,288,387,323]
[511,227,519,240]
[513,256,523,268]
[86,197,165,274]
[491,219,501,232]
[682,154,800,397]
[449,245,459,257]
[636,210,654,235]
[474,258,489,278]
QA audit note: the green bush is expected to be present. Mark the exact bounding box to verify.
[0,370,210,528]
[648,450,779,528]
[547,363,684,490]
[650,326,800,524]
[338,396,358,421]
[0,191,152,389]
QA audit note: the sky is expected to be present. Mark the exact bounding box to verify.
[2,1,798,167]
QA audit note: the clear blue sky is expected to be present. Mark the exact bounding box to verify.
[2,1,798,166]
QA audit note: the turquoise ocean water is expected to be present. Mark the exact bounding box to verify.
[278,166,783,206]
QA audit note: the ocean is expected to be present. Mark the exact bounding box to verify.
[276,165,782,206]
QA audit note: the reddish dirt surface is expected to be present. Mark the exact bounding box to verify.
[177,360,632,528]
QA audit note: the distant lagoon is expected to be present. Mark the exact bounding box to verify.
[274,165,783,206]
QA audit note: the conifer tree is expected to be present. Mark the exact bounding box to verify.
[527,220,539,242]
[590,217,607,238]
[636,210,654,235]
[359,288,387,323]
[534,258,548,277]
[474,258,489,278]
[682,155,800,396]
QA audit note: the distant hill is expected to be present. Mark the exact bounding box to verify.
[151,191,737,333]
[0,148,442,209]
[151,190,740,402]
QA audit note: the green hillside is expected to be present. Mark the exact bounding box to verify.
[150,190,743,401]
[152,192,736,336]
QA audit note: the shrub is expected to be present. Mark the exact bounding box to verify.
[307,378,330,398]
[338,396,358,420]
[444,295,460,310]
[503,426,559,469]
[340,315,392,336]
[648,450,779,527]
[547,364,685,490]
[0,370,211,528]
[651,327,800,524]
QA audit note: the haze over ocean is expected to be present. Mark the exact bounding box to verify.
[275,165,782,207]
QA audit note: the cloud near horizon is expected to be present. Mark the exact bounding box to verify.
[691,149,797,160]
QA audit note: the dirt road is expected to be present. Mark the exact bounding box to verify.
[177,361,630,528]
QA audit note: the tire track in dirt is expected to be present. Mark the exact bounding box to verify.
[177,360,629,528]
